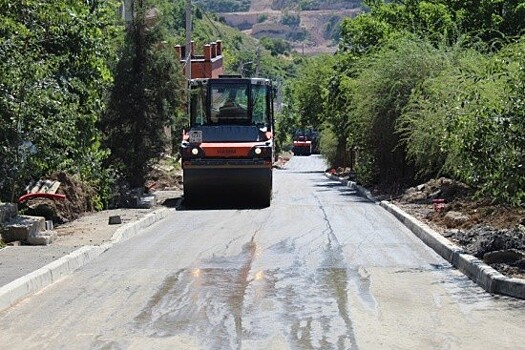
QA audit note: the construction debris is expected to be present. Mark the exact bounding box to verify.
[1,202,57,246]
[26,180,61,195]
[1,215,45,243]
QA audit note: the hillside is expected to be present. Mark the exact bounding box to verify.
[190,11,300,80]
[195,0,363,54]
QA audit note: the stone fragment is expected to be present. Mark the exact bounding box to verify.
[27,230,57,245]
[444,211,470,228]
[483,249,525,265]
[108,215,122,225]
[0,203,18,223]
[1,215,45,243]
[45,220,54,230]
[138,195,156,208]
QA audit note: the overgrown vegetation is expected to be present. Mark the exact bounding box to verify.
[285,0,525,205]
[0,0,122,205]
[260,37,292,56]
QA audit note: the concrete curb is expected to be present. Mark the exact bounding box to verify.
[325,173,525,299]
[380,201,525,299]
[0,207,170,312]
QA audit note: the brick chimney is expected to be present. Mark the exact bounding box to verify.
[211,42,217,58]
[216,40,222,56]
[178,40,224,79]
[204,44,212,61]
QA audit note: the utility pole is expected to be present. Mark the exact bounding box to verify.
[255,46,260,77]
[185,0,192,81]
[185,0,192,118]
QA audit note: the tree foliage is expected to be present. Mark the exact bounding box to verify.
[260,37,292,56]
[350,38,448,185]
[400,39,525,204]
[102,0,184,189]
[286,0,525,204]
[0,0,122,203]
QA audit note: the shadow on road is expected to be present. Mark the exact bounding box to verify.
[313,178,375,203]
[286,170,326,174]
[172,191,270,211]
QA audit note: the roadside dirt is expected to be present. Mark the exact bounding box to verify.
[11,155,525,283]
[390,178,525,279]
[22,172,98,224]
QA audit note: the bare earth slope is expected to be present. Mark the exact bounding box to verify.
[220,4,360,54]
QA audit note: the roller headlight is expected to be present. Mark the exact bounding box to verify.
[191,148,199,155]
[254,147,262,155]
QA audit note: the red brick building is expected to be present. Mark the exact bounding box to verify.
[175,41,224,79]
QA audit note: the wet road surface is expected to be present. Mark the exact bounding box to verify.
[1,155,524,349]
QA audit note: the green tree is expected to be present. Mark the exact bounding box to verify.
[441,0,525,43]
[102,0,184,189]
[340,1,457,54]
[339,13,392,54]
[260,37,292,56]
[287,54,335,129]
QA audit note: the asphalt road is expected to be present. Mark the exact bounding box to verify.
[0,155,524,349]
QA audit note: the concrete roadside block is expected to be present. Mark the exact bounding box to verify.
[0,207,171,312]
[380,200,525,299]
[0,245,105,312]
[27,230,57,245]
[137,194,157,209]
[1,215,45,243]
[110,208,169,243]
[380,201,464,262]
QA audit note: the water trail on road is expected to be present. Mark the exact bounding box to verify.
[133,234,258,350]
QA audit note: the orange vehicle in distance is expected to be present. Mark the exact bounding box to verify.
[292,129,319,156]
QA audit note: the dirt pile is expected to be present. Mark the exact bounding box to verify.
[146,163,183,191]
[394,177,525,279]
[399,177,473,204]
[449,225,525,258]
[23,172,97,224]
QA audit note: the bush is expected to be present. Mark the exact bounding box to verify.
[319,128,338,166]
[281,11,301,27]
[258,14,268,23]
[351,38,448,186]
[398,38,525,205]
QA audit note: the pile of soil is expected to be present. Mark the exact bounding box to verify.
[146,163,183,191]
[23,172,97,224]
[394,177,525,279]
